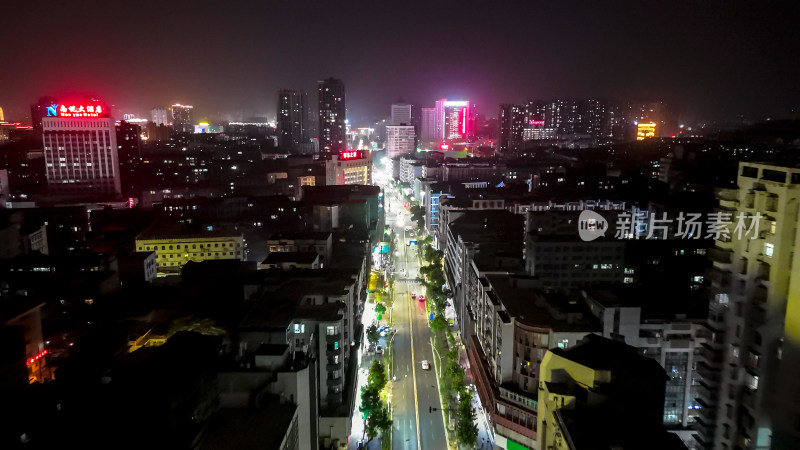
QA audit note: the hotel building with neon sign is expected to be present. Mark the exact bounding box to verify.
[325,150,373,186]
[41,98,121,198]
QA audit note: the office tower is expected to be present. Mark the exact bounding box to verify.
[498,103,525,152]
[150,107,170,126]
[169,104,193,132]
[421,107,436,141]
[30,96,58,133]
[41,98,121,198]
[277,89,308,153]
[318,78,346,154]
[386,125,416,158]
[697,162,800,450]
[391,102,412,125]
[434,98,473,141]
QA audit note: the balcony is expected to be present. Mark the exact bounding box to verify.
[708,247,733,265]
[327,376,343,387]
[709,267,732,289]
[327,361,342,371]
[493,412,536,440]
[700,343,723,365]
[326,331,342,342]
[696,361,720,383]
[326,344,343,354]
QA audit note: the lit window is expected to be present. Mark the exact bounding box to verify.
[293,324,305,334]
[765,243,774,258]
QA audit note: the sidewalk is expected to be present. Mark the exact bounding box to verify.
[347,352,384,450]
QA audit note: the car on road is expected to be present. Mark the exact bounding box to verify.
[376,345,383,354]
[421,360,430,370]
[411,293,417,299]
[418,295,426,302]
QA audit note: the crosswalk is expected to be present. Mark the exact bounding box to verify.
[395,278,420,284]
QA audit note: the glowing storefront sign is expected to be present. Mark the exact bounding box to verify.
[529,120,545,126]
[46,103,106,118]
[340,150,359,160]
[636,122,657,141]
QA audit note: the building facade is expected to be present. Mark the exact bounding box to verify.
[318,78,346,154]
[169,104,193,132]
[135,229,245,275]
[386,125,415,159]
[325,151,372,186]
[41,100,121,198]
[697,163,800,450]
[278,89,309,153]
[499,104,525,153]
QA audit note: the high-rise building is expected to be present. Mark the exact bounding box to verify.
[434,98,473,141]
[149,107,170,126]
[41,98,121,198]
[318,78,346,154]
[169,104,193,132]
[697,162,800,450]
[30,96,58,133]
[391,102,412,125]
[421,107,436,141]
[277,89,308,153]
[0,106,4,121]
[386,125,416,158]
[116,120,142,197]
[498,103,525,152]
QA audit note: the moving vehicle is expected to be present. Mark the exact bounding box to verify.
[421,360,430,370]
[376,345,383,354]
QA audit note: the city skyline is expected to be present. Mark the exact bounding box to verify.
[1,1,799,124]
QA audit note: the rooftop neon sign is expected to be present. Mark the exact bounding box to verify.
[46,103,107,118]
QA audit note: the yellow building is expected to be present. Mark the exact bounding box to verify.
[135,225,244,275]
[636,122,656,140]
[325,151,373,185]
[536,335,676,450]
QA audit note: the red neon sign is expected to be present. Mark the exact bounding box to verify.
[340,151,359,160]
[27,349,48,366]
[461,107,467,135]
[440,143,449,150]
[49,104,106,118]
[128,198,135,209]
[529,120,545,126]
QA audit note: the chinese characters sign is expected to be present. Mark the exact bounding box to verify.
[46,103,107,118]
[340,150,360,160]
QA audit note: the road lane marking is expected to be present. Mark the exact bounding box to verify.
[409,289,422,450]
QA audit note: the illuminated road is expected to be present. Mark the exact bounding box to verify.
[385,185,448,450]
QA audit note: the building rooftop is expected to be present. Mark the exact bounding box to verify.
[551,333,666,376]
[262,252,319,265]
[484,274,598,332]
[137,223,242,240]
[267,231,332,241]
[200,403,297,450]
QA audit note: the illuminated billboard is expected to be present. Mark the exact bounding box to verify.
[45,102,108,118]
[340,150,361,160]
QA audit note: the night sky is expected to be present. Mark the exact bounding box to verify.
[1,1,798,125]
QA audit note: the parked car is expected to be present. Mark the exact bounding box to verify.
[376,345,383,354]
[421,360,430,370]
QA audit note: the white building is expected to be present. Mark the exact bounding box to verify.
[386,125,415,158]
[149,107,170,126]
[42,108,121,198]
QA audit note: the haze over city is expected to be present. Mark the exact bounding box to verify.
[1,1,799,123]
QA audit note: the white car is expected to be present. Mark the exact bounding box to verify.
[421,360,430,370]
